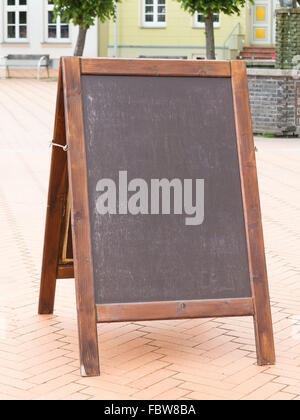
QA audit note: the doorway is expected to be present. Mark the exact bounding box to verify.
[251,0,279,46]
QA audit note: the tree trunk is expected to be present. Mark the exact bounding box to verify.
[204,13,216,60]
[74,26,88,57]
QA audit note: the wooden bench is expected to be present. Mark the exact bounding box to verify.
[3,54,50,79]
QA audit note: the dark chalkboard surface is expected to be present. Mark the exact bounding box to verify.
[82,75,251,304]
[39,58,275,377]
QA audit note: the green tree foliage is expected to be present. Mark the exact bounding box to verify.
[175,0,253,59]
[52,0,121,56]
[176,0,250,16]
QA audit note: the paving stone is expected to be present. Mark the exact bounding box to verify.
[0,80,300,400]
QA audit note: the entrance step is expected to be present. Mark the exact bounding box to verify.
[239,47,275,60]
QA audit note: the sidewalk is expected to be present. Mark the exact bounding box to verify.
[0,78,300,400]
[0,69,59,79]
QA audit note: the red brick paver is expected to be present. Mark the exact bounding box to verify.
[0,79,300,400]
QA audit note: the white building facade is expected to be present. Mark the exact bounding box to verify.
[0,0,98,67]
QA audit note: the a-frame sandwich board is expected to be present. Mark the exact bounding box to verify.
[39,57,275,378]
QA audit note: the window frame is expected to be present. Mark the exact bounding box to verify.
[142,0,166,29]
[5,0,29,43]
[194,12,221,29]
[45,0,70,43]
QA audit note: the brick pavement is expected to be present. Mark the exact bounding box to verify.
[0,69,59,79]
[0,78,300,400]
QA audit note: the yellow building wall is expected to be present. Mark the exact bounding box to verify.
[100,0,249,59]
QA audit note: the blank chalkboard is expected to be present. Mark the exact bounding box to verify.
[82,75,251,304]
[39,58,275,377]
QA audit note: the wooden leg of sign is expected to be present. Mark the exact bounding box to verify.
[252,292,275,365]
[231,61,275,366]
[63,57,100,376]
[39,63,68,314]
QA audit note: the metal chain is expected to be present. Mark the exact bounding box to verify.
[49,141,69,152]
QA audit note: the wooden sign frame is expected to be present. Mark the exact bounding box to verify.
[39,57,275,377]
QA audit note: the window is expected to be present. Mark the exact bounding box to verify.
[194,13,220,28]
[143,0,166,28]
[5,0,28,42]
[46,0,70,42]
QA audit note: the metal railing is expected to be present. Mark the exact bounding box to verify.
[223,22,241,60]
[37,56,49,80]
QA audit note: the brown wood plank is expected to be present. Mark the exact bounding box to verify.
[59,187,71,264]
[62,57,100,377]
[57,264,74,279]
[39,61,68,315]
[66,216,73,259]
[96,298,254,323]
[231,61,275,366]
[81,58,231,78]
